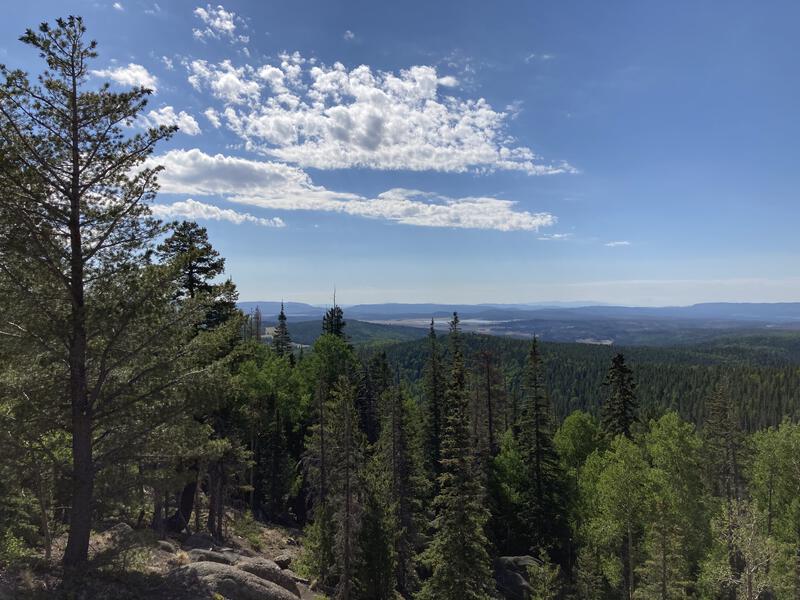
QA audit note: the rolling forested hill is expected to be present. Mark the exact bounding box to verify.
[372,331,800,430]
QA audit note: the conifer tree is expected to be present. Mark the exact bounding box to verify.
[602,353,638,439]
[0,17,230,570]
[273,302,293,357]
[323,301,346,338]
[419,313,493,600]
[478,348,505,456]
[703,379,747,598]
[704,378,744,502]
[422,320,445,477]
[253,306,263,342]
[518,338,568,561]
[327,376,367,600]
[376,383,427,596]
[303,333,358,586]
[157,221,224,300]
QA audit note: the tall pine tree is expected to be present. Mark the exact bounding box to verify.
[419,313,493,600]
[518,338,568,562]
[273,302,293,357]
[422,320,445,478]
[323,299,346,338]
[601,353,638,439]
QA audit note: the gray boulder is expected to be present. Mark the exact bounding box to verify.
[273,552,292,569]
[187,548,238,565]
[236,557,300,597]
[167,561,298,600]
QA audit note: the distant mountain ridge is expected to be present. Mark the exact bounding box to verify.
[239,301,800,323]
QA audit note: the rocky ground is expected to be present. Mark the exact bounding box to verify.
[0,520,318,600]
[0,519,538,599]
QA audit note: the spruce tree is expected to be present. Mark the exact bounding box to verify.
[477,348,505,456]
[704,378,746,598]
[273,302,293,357]
[303,333,358,586]
[422,319,445,477]
[323,302,346,338]
[601,353,638,439]
[377,383,427,597]
[324,375,368,599]
[419,313,493,600]
[518,338,568,561]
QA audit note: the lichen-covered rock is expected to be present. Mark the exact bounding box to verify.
[167,561,298,600]
[236,557,300,597]
[273,553,292,569]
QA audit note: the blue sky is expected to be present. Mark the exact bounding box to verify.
[2,1,799,305]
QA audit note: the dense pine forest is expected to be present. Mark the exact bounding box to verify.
[4,16,800,600]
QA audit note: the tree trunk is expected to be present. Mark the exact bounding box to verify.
[207,462,218,537]
[168,479,196,533]
[194,471,203,532]
[62,61,93,572]
[36,469,51,562]
[627,524,635,600]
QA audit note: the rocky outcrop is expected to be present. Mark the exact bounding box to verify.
[236,557,301,597]
[167,561,299,600]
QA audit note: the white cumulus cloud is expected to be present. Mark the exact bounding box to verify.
[185,54,574,174]
[91,63,158,91]
[112,2,124,11]
[148,149,557,232]
[188,59,261,104]
[193,4,248,43]
[151,198,285,227]
[140,106,201,135]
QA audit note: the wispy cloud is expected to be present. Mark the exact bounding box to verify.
[524,53,555,63]
[149,149,557,232]
[605,240,631,247]
[112,2,124,11]
[91,63,158,91]
[343,30,355,41]
[151,198,285,227]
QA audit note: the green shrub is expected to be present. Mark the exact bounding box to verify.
[0,529,32,566]
[232,510,263,551]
